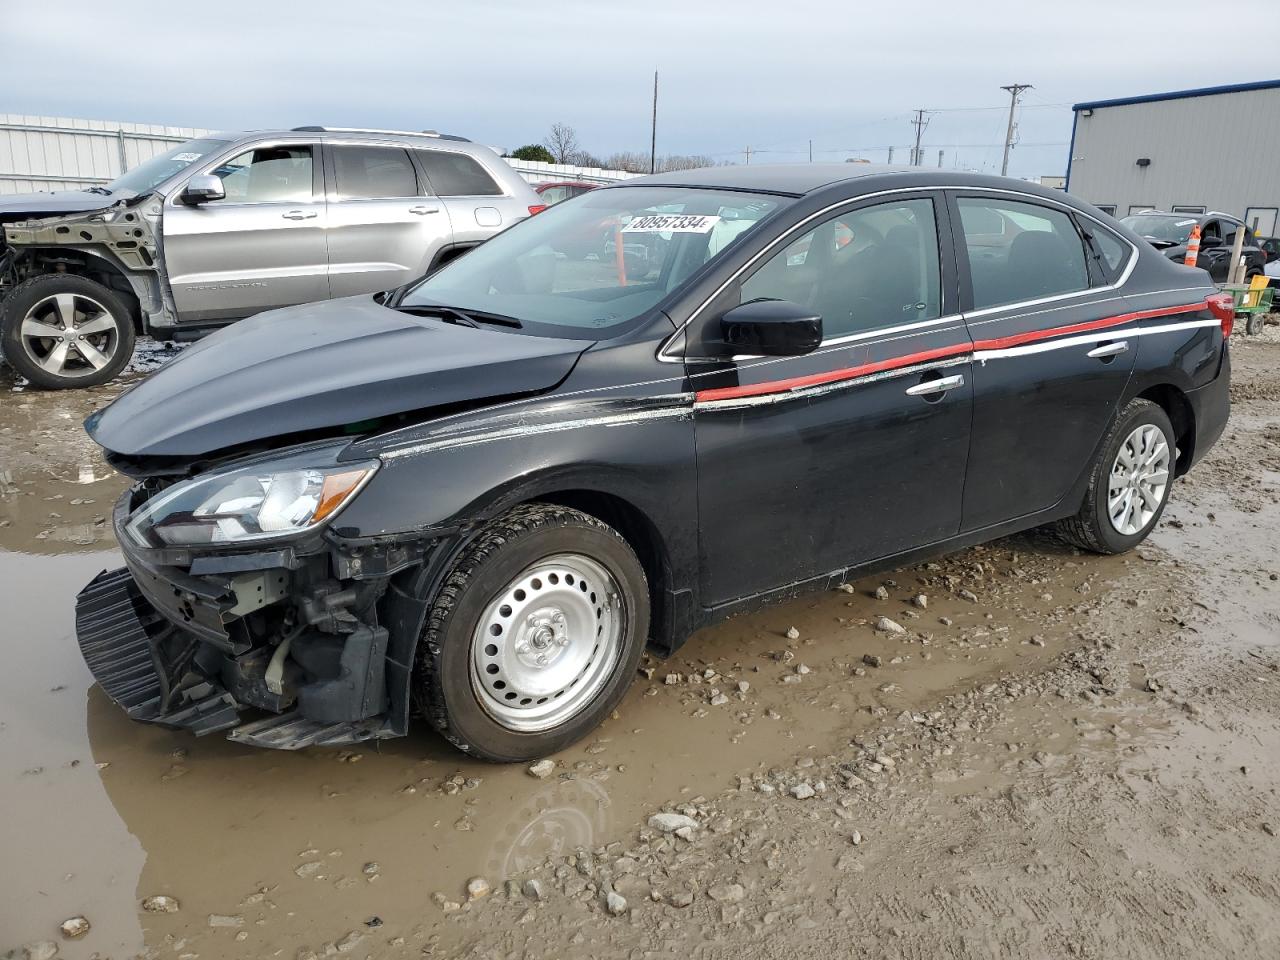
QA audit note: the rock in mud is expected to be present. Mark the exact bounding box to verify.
[141,895,180,914]
[790,782,816,800]
[648,812,699,833]
[874,616,905,634]
[208,914,244,928]
[707,882,745,903]
[911,593,928,608]
[466,876,491,901]
[57,918,89,941]
[527,759,555,779]
[668,890,694,908]
[606,891,628,916]
[874,585,890,600]
[785,626,800,640]
[863,654,883,668]
[523,879,547,900]
[21,943,58,960]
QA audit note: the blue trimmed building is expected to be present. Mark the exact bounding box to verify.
[1067,79,1280,236]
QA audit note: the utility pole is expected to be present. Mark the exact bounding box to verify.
[808,139,813,163]
[911,109,930,166]
[887,145,894,164]
[649,71,658,175]
[1000,83,1033,176]
[937,149,944,168]
[744,146,752,165]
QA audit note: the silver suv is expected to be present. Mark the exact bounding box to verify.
[0,127,542,388]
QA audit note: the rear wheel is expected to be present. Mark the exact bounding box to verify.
[1,274,134,388]
[414,503,649,761]
[1056,399,1176,554]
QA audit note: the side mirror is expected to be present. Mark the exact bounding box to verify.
[1199,235,1223,249]
[181,174,225,205]
[718,299,823,356]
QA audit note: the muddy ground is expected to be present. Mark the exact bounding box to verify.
[2,327,1279,960]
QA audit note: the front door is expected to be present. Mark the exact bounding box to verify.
[691,194,973,605]
[163,143,328,322]
[324,144,454,298]
[951,193,1138,531]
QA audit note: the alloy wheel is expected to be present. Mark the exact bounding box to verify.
[1107,424,1171,536]
[18,292,121,379]
[470,553,625,732]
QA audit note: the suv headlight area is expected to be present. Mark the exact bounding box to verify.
[125,453,378,548]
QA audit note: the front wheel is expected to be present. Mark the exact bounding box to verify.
[1,274,135,388]
[1056,398,1176,554]
[414,504,649,761]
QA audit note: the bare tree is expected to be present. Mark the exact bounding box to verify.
[605,151,651,174]
[542,123,581,164]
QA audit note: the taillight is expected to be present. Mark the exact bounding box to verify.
[527,204,547,216]
[1206,292,1235,338]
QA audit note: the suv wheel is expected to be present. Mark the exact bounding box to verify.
[1,274,135,389]
[1056,399,1176,554]
[414,503,650,761]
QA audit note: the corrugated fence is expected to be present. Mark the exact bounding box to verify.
[0,115,636,194]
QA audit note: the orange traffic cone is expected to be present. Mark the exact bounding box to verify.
[1184,223,1202,268]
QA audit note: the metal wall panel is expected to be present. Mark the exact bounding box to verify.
[0,115,212,194]
[1067,87,1280,230]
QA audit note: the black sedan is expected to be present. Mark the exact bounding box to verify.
[76,165,1232,761]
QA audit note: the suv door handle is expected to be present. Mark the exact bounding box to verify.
[282,210,317,220]
[1087,341,1129,359]
[409,205,440,216]
[905,374,964,397]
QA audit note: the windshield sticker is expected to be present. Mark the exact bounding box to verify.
[170,152,202,163]
[622,214,721,234]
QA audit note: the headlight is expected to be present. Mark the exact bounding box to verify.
[125,454,378,548]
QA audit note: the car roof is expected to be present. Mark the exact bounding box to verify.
[610,163,1076,200]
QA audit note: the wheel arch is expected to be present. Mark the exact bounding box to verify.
[14,246,149,330]
[1135,383,1195,475]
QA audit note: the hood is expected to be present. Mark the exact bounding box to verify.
[0,189,114,219]
[86,296,593,458]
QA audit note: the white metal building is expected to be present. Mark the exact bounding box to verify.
[1066,79,1280,236]
[0,115,635,194]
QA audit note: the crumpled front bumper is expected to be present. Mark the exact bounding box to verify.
[75,566,393,749]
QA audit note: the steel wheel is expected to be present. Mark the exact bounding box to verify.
[1107,424,1171,536]
[18,291,123,380]
[470,553,624,732]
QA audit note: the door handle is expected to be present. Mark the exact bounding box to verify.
[282,210,317,220]
[905,374,964,397]
[409,205,441,216]
[1087,341,1129,359]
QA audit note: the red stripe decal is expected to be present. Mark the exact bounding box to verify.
[694,300,1208,404]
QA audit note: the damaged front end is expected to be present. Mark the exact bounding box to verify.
[74,446,436,750]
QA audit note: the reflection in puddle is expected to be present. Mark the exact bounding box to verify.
[484,777,612,879]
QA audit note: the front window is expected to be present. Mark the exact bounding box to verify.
[211,146,315,203]
[1121,214,1198,246]
[401,186,788,337]
[103,138,228,197]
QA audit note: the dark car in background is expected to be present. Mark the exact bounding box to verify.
[75,165,1232,762]
[1121,211,1266,282]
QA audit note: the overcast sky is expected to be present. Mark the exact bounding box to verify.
[4,0,1274,179]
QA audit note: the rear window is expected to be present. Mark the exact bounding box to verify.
[416,151,503,197]
[332,146,418,199]
[957,197,1090,310]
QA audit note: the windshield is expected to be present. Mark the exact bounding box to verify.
[402,186,789,337]
[1121,214,1198,245]
[104,138,229,197]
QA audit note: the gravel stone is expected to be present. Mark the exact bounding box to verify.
[57,918,89,941]
[523,878,547,900]
[606,890,628,915]
[874,585,890,600]
[785,626,800,640]
[141,895,180,914]
[790,782,816,800]
[874,616,906,634]
[208,914,244,928]
[648,812,699,833]
[466,876,491,900]
[21,944,58,960]
[527,759,555,779]
[707,882,745,902]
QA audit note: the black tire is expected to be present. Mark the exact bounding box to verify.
[1,274,135,389]
[1056,399,1176,554]
[414,503,649,762]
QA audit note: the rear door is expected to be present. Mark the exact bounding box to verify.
[951,192,1138,532]
[163,142,328,322]
[413,149,517,243]
[691,192,973,604]
[324,143,453,298]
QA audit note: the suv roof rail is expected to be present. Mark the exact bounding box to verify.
[290,126,470,142]
[1205,210,1238,221]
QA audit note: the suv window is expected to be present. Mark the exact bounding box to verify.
[212,146,314,203]
[740,197,942,339]
[332,146,418,199]
[416,150,503,196]
[957,197,1089,309]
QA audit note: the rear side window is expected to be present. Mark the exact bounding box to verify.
[957,198,1089,310]
[1082,223,1130,283]
[416,151,503,196]
[332,146,418,199]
